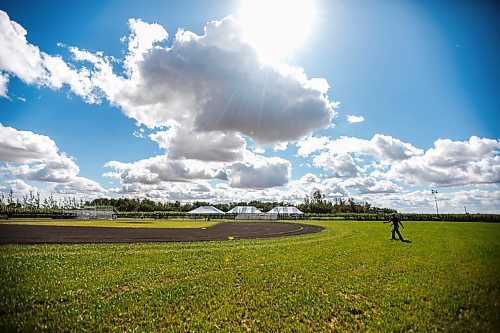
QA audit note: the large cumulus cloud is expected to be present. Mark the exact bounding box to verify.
[388,136,500,187]
[0,11,337,193]
[104,151,291,191]
[68,16,336,149]
[0,123,59,163]
[309,134,499,188]
[1,10,337,175]
[104,155,227,184]
[0,123,104,194]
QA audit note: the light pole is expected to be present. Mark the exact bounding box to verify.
[431,190,439,215]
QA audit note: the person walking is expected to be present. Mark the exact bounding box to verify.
[384,213,405,241]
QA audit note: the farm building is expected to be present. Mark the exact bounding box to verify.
[64,206,118,219]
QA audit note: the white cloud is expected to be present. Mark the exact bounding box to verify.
[1,12,337,165]
[104,155,227,184]
[150,125,246,162]
[105,150,292,191]
[445,189,500,214]
[369,134,423,162]
[296,134,329,157]
[109,182,198,199]
[0,179,35,194]
[362,188,500,214]
[297,172,321,185]
[310,134,423,179]
[133,128,145,138]
[388,136,500,187]
[148,128,175,150]
[419,136,498,167]
[123,18,168,74]
[313,152,359,178]
[342,177,401,194]
[315,135,499,188]
[0,123,59,163]
[53,177,106,195]
[69,15,336,148]
[227,153,291,189]
[42,54,98,103]
[323,136,368,155]
[0,10,99,102]
[286,173,347,200]
[0,72,8,98]
[11,154,79,183]
[346,115,364,123]
[273,142,288,152]
[0,10,45,85]
[0,124,105,194]
[325,134,423,163]
[100,150,499,214]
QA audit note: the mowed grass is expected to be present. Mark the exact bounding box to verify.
[0,221,498,332]
[0,218,218,228]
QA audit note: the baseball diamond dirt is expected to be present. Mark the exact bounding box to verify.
[0,222,324,245]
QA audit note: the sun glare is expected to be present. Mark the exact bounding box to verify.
[239,0,316,63]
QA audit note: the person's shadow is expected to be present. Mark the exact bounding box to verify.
[401,239,412,243]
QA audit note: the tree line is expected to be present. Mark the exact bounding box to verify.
[0,189,83,212]
[0,189,394,214]
[88,190,394,214]
[1,189,498,222]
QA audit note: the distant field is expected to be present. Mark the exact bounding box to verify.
[0,218,218,229]
[1,221,499,332]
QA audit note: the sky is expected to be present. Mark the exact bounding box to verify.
[0,0,499,213]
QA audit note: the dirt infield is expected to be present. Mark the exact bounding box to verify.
[0,222,324,245]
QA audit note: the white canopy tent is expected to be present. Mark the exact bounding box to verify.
[186,206,225,215]
[227,206,262,214]
[267,206,303,215]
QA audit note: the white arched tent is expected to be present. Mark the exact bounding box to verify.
[227,206,276,220]
[186,206,225,218]
[227,206,262,214]
[267,206,303,215]
[266,206,304,220]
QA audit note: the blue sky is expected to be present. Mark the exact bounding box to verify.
[0,0,498,213]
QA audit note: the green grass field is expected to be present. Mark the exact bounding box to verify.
[1,221,499,332]
[0,218,218,228]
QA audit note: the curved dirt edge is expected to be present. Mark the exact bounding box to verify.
[0,222,324,245]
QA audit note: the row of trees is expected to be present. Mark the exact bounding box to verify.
[0,190,83,212]
[0,189,393,214]
[87,190,394,214]
[88,197,298,213]
[299,191,395,214]
[2,189,499,222]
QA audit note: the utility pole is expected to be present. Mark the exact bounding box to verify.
[431,190,439,215]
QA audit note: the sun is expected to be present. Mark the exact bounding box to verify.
[238,0,316,63]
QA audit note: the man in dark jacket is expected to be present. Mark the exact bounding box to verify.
[384,213,405,241]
